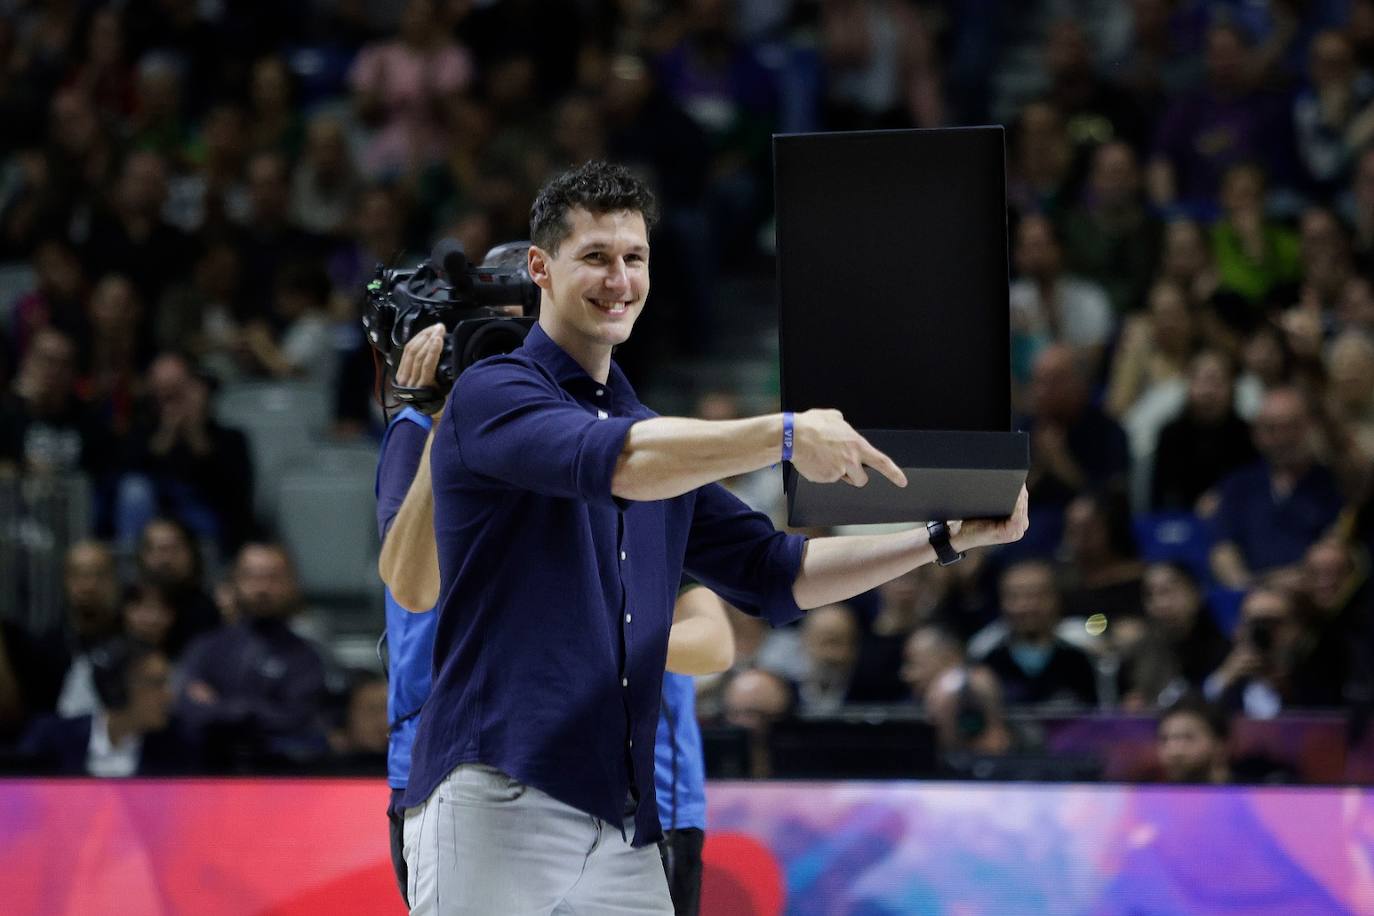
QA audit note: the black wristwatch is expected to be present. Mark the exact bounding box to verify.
[926,520,964,567]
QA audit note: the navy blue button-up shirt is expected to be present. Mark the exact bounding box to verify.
[403,324,806,845]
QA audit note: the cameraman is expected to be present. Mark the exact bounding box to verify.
[379,326,735,915]
[384,161,1028,914]
[1204,586,1347,716]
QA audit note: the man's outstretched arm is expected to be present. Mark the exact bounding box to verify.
[791,486,1030,609]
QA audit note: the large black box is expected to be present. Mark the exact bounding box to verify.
[774,127,1028,526]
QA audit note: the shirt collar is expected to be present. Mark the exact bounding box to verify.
[522,322,632,395]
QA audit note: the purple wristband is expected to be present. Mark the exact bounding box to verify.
[782,411,795,462]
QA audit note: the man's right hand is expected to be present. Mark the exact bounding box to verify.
[395,323,447,405]
[790,409,907,488]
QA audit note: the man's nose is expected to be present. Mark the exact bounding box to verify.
[605,259,629,291]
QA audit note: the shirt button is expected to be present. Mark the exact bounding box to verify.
[625,613,632,623]
[622,677,629,687]
[597,409,608,419]
[595,388,604,396]
[628,739,634,748]
[620,551,626,561]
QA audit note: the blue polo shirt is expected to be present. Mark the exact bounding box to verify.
[404,323,806,845]
[655,671,706,832]
[1213,460,1343,574]
[376,407,439,791]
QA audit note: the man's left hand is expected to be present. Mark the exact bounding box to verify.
[951,484,1029,552]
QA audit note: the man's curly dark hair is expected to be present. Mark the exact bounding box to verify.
[529,161,658,255]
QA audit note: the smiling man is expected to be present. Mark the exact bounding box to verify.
[397,161,1029,914]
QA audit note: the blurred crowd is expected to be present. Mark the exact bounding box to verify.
[3,0,1374,783]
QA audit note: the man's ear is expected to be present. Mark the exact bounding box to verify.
[528,245,553,290]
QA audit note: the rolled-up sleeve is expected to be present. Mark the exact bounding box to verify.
[683,483,806,627]
[451,360,636,505]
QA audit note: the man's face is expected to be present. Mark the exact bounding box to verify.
[1188,353,1232,421]
[139,521,196,587]
[1158,712,1222,782]
[65,543,119,636]
[901,630,957,697]
[1253,391,1309,470]
[233,546,298,620]
[531,208,650,353]
[801,605,858,677]
[999,564,1059,639]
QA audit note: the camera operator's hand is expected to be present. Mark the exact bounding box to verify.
[790,409,907,488]
[395,323,446,412]
[951,484,1030,552]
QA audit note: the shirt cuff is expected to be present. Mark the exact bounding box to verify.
[576,416,638,505]
[759,532,808,627]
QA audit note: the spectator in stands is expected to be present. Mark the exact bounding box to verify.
[1326,331,1374,465]
[796,603,860,713]
[349,0,474,178]
[155,239,247,379]
[902,625,1011,755]
[235,261,335,386]
[1293,30,1374,196]
[165,102,249,235]
[1061,141,1161,318]
[8,237,87,361]
[328,671,390,762]
[1151,349,1258,512]
[1156,694,1232,784]
[290,113,359,240]
[1010,216,1114,387]
[82,273,146,437]
[1296,207,1355,316]
[1,89,116,258]
[1023,345,1130,544]
[971,560,1099,708]
[1159,218,1220,310]
[1043,18,1148,151]
[234,150,326,323]
[1210,387,1344,589]
[52,541,124,717]
[1148,22,1291,216]
[118,352,254,553]
[177,542,328,767]
[245,55,303,161]
[722,668,796,778]
[1007,101,1075,219]
[128,55,192,165]
[1205,585,1348,716]
[1301,539,1374,699]
[0,327,108,477]
[1209,162,1301,308]
[1120,562,1230,711]
[21,637,198,775]
[0,540,122,736]
[135,517,220,655]
[1059,488,1145,624]
[1104,278,1197,420]
[81,149,194,309]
